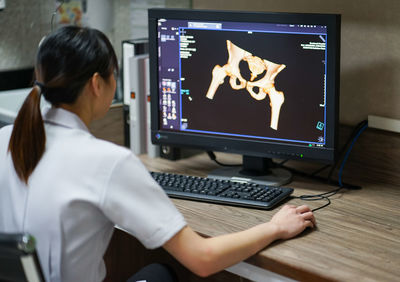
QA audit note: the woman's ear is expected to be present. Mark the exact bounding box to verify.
[89,73,102,98]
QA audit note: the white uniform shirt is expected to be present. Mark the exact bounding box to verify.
[0,107,186,282]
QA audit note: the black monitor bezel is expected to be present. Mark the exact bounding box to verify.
[149,8,340,163]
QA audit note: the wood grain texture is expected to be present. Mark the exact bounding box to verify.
[138,127,400,281]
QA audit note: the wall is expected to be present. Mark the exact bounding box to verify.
[0,0,131,70]
[193,0,400,125]
[0,0,190,70]
[0,0,53,71]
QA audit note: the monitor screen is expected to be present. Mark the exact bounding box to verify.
[149,9,340,185]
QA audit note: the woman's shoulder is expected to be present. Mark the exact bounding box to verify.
[88,135,132,158]
[47,125,134,165]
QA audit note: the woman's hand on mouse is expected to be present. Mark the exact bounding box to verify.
[269,204,316,240]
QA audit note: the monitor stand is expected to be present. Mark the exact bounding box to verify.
[208,155,292,186]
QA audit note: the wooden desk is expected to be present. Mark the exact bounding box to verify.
[105,127,400,281]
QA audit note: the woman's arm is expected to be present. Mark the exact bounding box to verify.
[163,204,315,277]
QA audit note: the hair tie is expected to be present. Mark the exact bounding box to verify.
[34,80,46,93]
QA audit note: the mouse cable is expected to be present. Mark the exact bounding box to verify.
[297,195,331,212]
[292,186,343,212]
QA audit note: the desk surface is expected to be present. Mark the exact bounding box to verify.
[139,127,400,282]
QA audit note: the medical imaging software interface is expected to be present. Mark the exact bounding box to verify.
[157,18,329,148]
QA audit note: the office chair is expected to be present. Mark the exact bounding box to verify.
[0,233,44,282]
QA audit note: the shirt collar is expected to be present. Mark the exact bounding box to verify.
[42,106,89,132]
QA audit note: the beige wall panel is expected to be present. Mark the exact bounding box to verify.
[193,0,400,125]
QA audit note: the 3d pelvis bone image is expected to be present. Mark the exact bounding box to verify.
[205,40,286,130]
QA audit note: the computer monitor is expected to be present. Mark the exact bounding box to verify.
[148,8,340,186]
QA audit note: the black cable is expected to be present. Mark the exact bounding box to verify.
[326,120,368,182]
[300,120,368,180]
[338,122,368,187]
[280,163,361,189]
[278,120,368,189]
[207,150,350,211]
[279,120,368,211]
[293,187,343,212]
[308,196,331,212]
[292,121,368,211]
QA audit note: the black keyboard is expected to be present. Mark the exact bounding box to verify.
[151,171,293,210]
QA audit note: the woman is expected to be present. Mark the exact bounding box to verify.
[0,26,315,281]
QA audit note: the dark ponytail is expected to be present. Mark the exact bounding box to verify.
[8,86,45,184]
[8,26,118,184]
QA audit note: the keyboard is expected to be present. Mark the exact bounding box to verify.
[150,171,293,210]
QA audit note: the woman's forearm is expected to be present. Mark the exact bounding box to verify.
[164,222,281,277]
[200,221,282,275]
[164,204,315,277]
